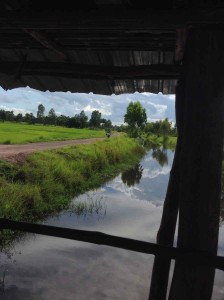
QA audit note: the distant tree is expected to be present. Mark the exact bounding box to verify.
[24,113,31,123]
[89,110,101,127]
[48,108,56,118]
[66,110,88,128]
[14,113,23,122]
[79,110,88,128]
[160,118,172,137]
[124,101,147,137]
[171,123,177,136]
[47,108,56,125]
[5,110,14,121]
[57,114,69,126]
[23,113,36,124]
[37,104,45,123]
[99,118,112,129]
[0,110,6,122]
[124,101,147,129]
[105,119,112,129]
[151,121,162,134]
[144,122,154,134]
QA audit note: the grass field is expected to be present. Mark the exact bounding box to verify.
[0,136,145,225]
[0,122,106,144]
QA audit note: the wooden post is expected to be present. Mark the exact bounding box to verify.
[168,28,224,300]
[148,75,185,300]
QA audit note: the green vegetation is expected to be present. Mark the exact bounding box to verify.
[123,101,177,149]
[68,195,106,217]
[0,136,145,224]
[143,135,176,151]
[0,122,106,144]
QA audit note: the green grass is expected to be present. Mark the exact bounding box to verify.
[142,133,177,151]
[0,122,106,144]
[0,136,145,224]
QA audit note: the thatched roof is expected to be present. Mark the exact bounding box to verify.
[0,0,222,95]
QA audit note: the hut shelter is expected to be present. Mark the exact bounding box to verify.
[0,1,223,299]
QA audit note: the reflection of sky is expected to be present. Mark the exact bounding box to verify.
[0,149,223,300]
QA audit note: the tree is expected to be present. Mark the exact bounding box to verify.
[48,108,56,118]
[47,108,56,125]
[124,101,147,128]
[105,119,112,129]
[23,112,36,124]
[160,118,172,137]
[89,110,101,127]
[79,110,88,128]
[37,104,45,121]
[0,110,6,122]
[14,113,23,122]
[66,110,88,128]
[57,114,69,126]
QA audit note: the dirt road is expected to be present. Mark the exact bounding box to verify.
[0,137,109,163]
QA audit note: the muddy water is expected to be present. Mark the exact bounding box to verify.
[0,149,224,300]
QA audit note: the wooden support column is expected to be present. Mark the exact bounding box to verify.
[149,27,187,300]
[148,73,185,300]
[168,28,224,300]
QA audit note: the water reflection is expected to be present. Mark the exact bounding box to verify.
[152,147,168,166]
[1,149,224,300]
[121,163,144,187]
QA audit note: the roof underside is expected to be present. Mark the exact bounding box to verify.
[0,0,223,95]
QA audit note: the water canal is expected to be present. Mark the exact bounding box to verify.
[1,148,224,299]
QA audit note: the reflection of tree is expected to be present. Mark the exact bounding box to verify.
[121,164,144,187]
[152,147,168,166]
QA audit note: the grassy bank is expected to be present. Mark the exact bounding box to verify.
[0,122,105,144]
[0,136,145,224]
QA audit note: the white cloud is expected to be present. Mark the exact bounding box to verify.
[0,105,31,115]
[0,87,175,124]
[143,165,171,179]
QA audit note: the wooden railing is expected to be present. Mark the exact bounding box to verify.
[0,218,224,272]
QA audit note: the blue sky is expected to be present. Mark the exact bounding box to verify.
[0,87,175,125]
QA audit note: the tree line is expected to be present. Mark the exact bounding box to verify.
[0,104,112,129]
[0,101,176,135]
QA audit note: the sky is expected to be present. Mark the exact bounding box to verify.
[0,87,175,125]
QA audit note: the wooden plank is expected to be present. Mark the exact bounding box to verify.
[0,218,224,271]
[148,79,185,300]
[23,29,68,61]
[0,62,180,80]
[0,9,224,30]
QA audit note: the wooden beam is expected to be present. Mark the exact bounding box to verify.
[1,218,224,271]
[0,62,180,80]
[23,29,68,62]
[0,9,224,30]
